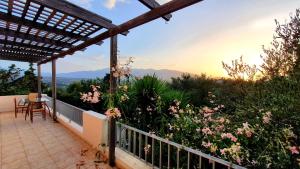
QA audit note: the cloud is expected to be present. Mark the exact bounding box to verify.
[104,0,127,9]
[156,0,171,4]
[68,0,94,9]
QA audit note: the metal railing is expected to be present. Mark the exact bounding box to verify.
[45,96,84,126]
[116,123,246,169]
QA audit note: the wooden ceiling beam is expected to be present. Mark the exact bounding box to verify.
[31,0,113,29]
[0,40,59,53]
[0,48,48,57]
[0,46,54,56]
[0,55,43,63]
[138,0,172,21]
[0,12,89,41]
[39,0,202,65]
[0,27,74,49]
[31,0,129,36]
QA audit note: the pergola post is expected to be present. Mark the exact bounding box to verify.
[108,35,118,166]
[51,59,57,121]
[37,64,42,98]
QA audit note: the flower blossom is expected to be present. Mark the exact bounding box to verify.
[262,111,272,124]
[221,133,238,142]
[202,127,213,135]
[144,144,151,154]
[202,141,212,148]
[289,146,299,154]
[105,108,121,119]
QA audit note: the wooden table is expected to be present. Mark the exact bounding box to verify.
[25,97,51,123]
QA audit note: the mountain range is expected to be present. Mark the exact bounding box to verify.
[43,68,185,80]
[42,68,187,87]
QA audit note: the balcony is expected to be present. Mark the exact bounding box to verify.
[0,95,245,169]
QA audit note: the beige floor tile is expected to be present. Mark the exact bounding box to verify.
[0,112,115,169]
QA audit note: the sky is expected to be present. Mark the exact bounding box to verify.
[1,0,300,77]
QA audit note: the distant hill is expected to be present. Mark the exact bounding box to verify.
[42,68,187,87]
[43,68,185,80]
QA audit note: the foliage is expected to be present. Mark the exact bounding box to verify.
[0,64,22,95]
[119,75,187,134]
[0,63,45,95]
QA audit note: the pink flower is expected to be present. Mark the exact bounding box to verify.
[221,133,237,142]
[236,157,241,165]
[262,112,272,124]
[202,127,213,135]
[236,128,243,135]
[263,116,271,124]
[289,146,299,154]
[220,149,226,155]
[245,130,252,138]
[105,108,121,118]
[231,136,237,142]
[169,106,177,113]
[202,106,214,114]
[216,125,224,132]
[202,141,212,148]
[219,117,225,123]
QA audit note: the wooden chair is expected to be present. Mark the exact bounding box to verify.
[28,93,38,102]
[26,102,47,123]
[14,98,27,118]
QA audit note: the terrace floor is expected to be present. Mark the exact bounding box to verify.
[0,112,114,169]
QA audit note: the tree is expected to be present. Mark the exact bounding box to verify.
[0,64,22,95]
[22,63,38,93]
[222,56,258,81]
[260,9,300,79]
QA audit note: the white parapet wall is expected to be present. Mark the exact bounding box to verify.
[0,95,28,113]
[56,110,150,169]
[55,110,108,149]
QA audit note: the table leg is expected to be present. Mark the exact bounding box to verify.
[30,105,33,123]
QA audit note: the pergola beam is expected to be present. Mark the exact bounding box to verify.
[0,39,61,53]
[0,54,45,63]
[0,48,51,56]
[32,0,113,29]
[0,28,74,49]
[138,0,172,21]
[30,0,128,36]
[39,0,202,65]
[0,13,89,41]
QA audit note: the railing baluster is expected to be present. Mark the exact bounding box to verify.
[152,137,154,166]
[139,133,142,158]
[133,131,136,155]
[199,156,202,169]
[159,141,162,169]
[119,124,122,147]
[187,152,190,169]
[167,144,170,169]
[212,161,216,169]
[177,148,180,169]
[145,136,148,163]
[128,129,131,152]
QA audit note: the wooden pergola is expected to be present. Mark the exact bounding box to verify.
[0,0,202,166]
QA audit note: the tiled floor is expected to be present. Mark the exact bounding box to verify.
[0,112,114,169]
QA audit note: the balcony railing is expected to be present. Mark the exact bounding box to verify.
[43,96,245,169]
[45,96,84,126]
[116,123,246,169]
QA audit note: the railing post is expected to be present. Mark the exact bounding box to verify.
[108,35,118,166]
[52,59,57,121]
[37,64,42,98]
